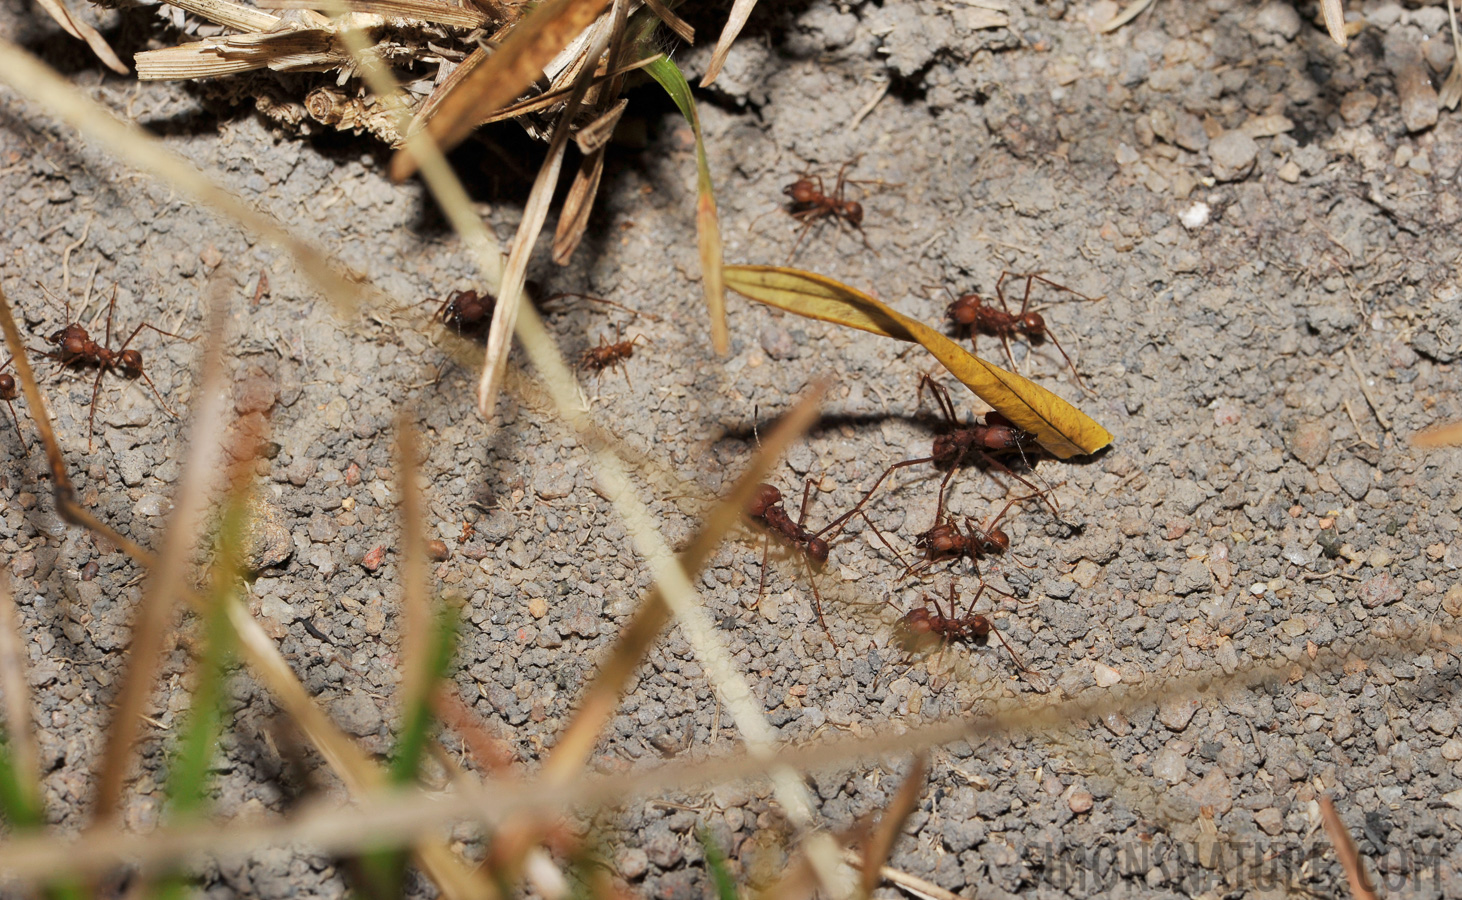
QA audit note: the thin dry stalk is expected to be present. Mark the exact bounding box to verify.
[1412,419,1462,448]
[393,416,433,718]
[0,571,40,813]
[0,626,1446,886]
[860,755,928,895]
[700,0,757,86]
[476,9,613,417]
[1441,0,1462,109]
[1321,0,1349,47]
[90,278,232,825]
[840,849,959,900]
[0,40,367,315]
[389,0,615,180]
[1318,795,1380,900]
[643,0,692,42]
[33,0,128,73]
[0,286,492,900]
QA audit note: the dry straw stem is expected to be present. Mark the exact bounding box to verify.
[0,40,367,316]
[393,415,434,722]
[723,265,1113,458]
[1321,0,1349,47]
[699,0,757,86]
[0,571,40,816]
[0,287,491,900]
[32,0,128,73]
[476,6,613,418]
[1318,795,1380,900]
[1100,0,1156,33]
[1442,0,1462,109]
[839,848,960,900]
[1412,419,1462,448]
[0,626,1442,886]
[90,278,232,826]
[389,0,615,180]
[860,754,928,896]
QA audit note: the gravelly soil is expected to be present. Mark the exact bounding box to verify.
[3,0,1462,896]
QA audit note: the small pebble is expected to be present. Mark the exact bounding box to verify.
[616,848,649,880]
[1396,61,1439,133]
[1254,807,1285,835]
[81,561,99,582]
[1339,91,1378,126]
[1158,697,1200,731]
[528,597,549,618]
[1180,202,1210,230]
[1289,421,1331,469]
[1255,1,1301,39]
[1068,790,1094,813]
[1092,663,1122,687]
[345,462,361,486]
[1209,131,1258,182]
[427,539,450,561]
[361,545,386,572]
[1358,572,1402,609]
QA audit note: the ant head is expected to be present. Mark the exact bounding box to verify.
[843,201,863,226]
[748,483,782,517]
[806,537,829,566]
[1019,311,1046,334]
[947,296,979,326]
[897,608,936,647]
[980,527,1010,555]
[119,349,143,374]
[0,373,14,399]
[61,330,88,358]
[784,179,817,204]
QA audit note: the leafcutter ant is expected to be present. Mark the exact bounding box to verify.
[819,374,1051,540]
[908,489,1052,579]
[946,272,1098,391]
[1,358,26,452]
[777,161,883,262]
[579,326,650,386]
[40,284,193,451]
[885,581,1029,689]
[745,480,834,640]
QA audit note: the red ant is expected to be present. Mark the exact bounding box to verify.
[1,358,26,452]
[819,375,1051,540]
[434,288,495,336]
[40,284,192,451]
[885,581,1028,688]
[746,480,834,640]
[579,327,650,386]
[778,161,876,262]
[908,490,1050,578]
[946,272,1098,391]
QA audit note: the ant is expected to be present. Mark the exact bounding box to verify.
[431,285,654,339]
[579,326,650,386]
[885,581,1028,689]
[779,161,876,262]
[819,375,1051,540]
[1,358,26,452]
[40,283,191,451]
[745,480,835,640]
[945,272,1098,391]
[908,489,1051,579]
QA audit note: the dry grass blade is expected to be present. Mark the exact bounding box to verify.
[3,627,1443,885]
[135,28,351,82]
[1441,0,1462,109]
[0,40,366,314]
[1321,0,1349,47]
[1099,0,1156,33]
[270,0,489,27]
[840,849,959,900]
[643,0,693,42]
[723,265,1113,458]
[470,56,661,127]
[0,286,490,900]
[699,0,757,86]
[476,9,612,417]
[389,0,614,180]
[1319,795,1380,900]
[31,0,128,73]
[860,755,927,895]
[0,571,40,817]
[646,57,728,355]
[541,380,827,783]
[149,0,280,31]
[1412,419,1462,448]
[90,278,232,825]
[393,415,433,720]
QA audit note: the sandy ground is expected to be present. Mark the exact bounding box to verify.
[3,0,1462,896]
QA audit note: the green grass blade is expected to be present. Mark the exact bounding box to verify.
[0,736,43,829]
[644,55,728,355]
[699,827,739,900]
[389,604,460,786]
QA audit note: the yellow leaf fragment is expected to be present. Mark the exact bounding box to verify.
[1412,420,1462,449]
[723,265,1113,458]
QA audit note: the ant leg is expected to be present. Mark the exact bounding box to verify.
[796,477,816,531]
[934,466,960,523]
[855,510,913,571]
[103,285,118,347]
[3,400,27,455]
[87,369,105,452]
[987,622,1029,676]
[801,556,833,642]
[753,535,770,611]
[979,454,1064,520]
[784,220,817,265]
[136,370,180,419]
[116,322,196,352]
[1041,327,1090,394]
[816,457,933,540]
[999,333,1021,375]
